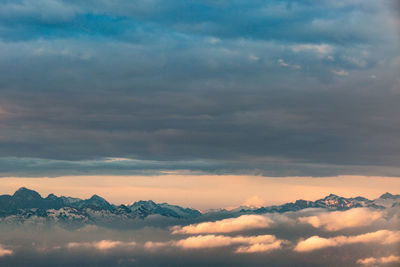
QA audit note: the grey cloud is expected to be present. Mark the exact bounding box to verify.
[0,1,399,176]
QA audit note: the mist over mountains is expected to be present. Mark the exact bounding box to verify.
[1,188,398,229]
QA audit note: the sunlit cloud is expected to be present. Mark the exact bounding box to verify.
[242,196,265,208]
[357,255,400,266]
[298,208,383,231]
[235,241,283,254]
[173,234,284,253]
[174,235,236,249]
[0,245,13,257]
[295,230,400,252]
[67,240,136,251]
[171,215,273,234]
[144,241,170,250]
[143,234,285,253]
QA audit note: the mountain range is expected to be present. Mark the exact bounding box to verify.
[0,188,399,228]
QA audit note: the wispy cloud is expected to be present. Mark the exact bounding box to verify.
[277,59,301,69]
[291,43,334,57]
[332,69,349,76]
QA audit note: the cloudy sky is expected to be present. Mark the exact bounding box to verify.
[0,0,400,205]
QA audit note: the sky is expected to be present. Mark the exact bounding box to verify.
[1,175,400,209]
[0,0,400,204]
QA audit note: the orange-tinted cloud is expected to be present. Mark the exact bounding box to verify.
[171,215,273,234]
[145,234,285,253]
[67,240,136,251]
[298,208,383,231]
[0,245,13,257]
[357,255,400,266]
[242,196,265,208]
[235,241,283,253]
[295,230,400,252]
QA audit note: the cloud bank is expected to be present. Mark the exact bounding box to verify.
[171,215,273,234]
[0,245,13,257]
[0,0,399,176]
[145,234,285,254]
[295,230,400,252]
[66,240,136,251]
[357,255,400,266]
[298,208,383,231]
[0,200,399,266]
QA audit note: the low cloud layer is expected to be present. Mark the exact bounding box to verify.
[66,240,136,251]
[298,208,384,231]
[175,234,282,252]
[357,255,400,266]
[0,245,12,257]
[144,234,284,254]
[0,202,399,266]
[172,208,388,235]
[295,230,400,252]
[171,215,273,234]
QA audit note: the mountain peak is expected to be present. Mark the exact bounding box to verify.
[322,193,339,200]
[13,187,42,200]
[132,200,156,207]
[85,194,113,210]
[88,194,110,205]
[89,194,104,201]
[46,193,58,200]
[379,192,398,199]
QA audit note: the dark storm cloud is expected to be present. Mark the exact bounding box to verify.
[0,0,399,176]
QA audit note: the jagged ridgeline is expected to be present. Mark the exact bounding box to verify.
[0,188,399,229]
